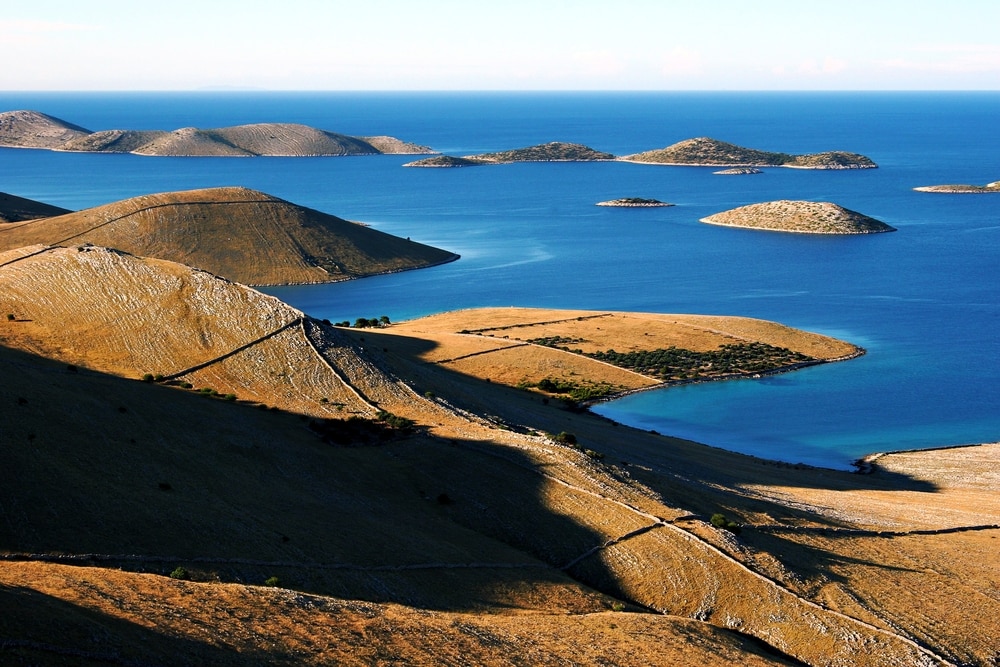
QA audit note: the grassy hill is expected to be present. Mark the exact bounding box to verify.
[0,187,458,285]
[0,110,432,156]
[701,200,896,234]
[622,137,877,169]
[1,251,998,665]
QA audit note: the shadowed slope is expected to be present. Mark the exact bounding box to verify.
[0,187,458,285]
[0,192,71,223]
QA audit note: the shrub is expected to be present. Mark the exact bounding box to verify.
[141,373,154,382]
[264,576,280,587]
[169,566,188,580]
[6,314,15,321]
[552,431,577,445]
[710,512,742,535]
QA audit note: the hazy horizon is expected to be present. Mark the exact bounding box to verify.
[3,0,999,92]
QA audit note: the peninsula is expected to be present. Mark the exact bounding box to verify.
[700,200,896,234]
[404,141,615,166]
[913,180,1000,193]
[0,110,432,156]
[622,137,877,169]
[0,187,458,285]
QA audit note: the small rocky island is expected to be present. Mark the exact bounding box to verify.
[405,141,615,167]
[714,167,763,175]
[701,200,896,234]
[0,109,432,156]
[913,181,1000,193]
[621,137,877,170]
[596,197,673,207]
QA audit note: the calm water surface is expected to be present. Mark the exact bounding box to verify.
[2,91,998,468]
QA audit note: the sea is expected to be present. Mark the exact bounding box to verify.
[2,91,998,469]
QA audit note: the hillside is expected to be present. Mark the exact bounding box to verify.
[405,142,615,167]
[0,186,457,285]
[0,192,71,223]
[1,254,998,665]
[701,200,896,234]
[622,137,877,169]
[0,110,90,148]
[0,110,433,156]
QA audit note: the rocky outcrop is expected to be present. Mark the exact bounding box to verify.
[714,167,763,175]
[596,198,673,207]
[701,200,895,234]
[914,181,1000,193]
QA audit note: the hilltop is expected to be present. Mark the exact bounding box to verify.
[701,200,896,234]
[405,141,615,167]
[0,192,71,222]
[0,110,433,156]
[2,250,998,665]
[622,137,877,169]
[0,186,457,285]
[914,180,1000,193]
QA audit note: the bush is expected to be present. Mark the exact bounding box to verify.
[264,576,280,587]
[169,566,189,580]
[552,431,577,445]
[141,373,155,382]
[710,512,742,535]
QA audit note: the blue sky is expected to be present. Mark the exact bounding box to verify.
[4,0,1000,90]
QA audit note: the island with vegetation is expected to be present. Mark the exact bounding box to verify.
[0,109,433,156]
[405,141,615,167]
[596,197,673,207]
[913,180,1000,193]
[621,137,877,169]
[701,200,896,234]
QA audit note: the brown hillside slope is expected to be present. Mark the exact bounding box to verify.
[1,254,996,665]
[0,187,457,285]
[0,110,90,148]
[0,192,71,223]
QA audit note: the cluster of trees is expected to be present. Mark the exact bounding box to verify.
[533,377,615,401]
[527,335,584,347]
[588,343,813,381]
[329,316,391,328]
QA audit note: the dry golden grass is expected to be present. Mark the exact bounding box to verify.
[701,200,895,234]
[2,255,997,665]
[0,186,457,285]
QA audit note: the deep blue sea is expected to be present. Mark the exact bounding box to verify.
[2,91,998,469]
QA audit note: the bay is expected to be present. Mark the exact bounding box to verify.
[2,91,998,469]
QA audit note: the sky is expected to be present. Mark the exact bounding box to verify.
[3,0,1000,90]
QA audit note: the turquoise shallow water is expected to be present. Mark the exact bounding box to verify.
[2,91,998,469]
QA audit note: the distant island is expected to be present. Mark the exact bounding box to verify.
[701,200,896,234]
[0,110,433,156]
[913,181,1000,193]
[404,141,615,167]
[596,197,673,207]
[0,187,457,285]
[714,167,763,175]
[621,137,877,169]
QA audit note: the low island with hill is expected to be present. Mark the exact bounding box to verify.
[404,141,615,167]
[913,180,1000,193]
[622,137,877,169]
[701,200,896,234]
[0,109,433,156]
[596,197,673,207]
